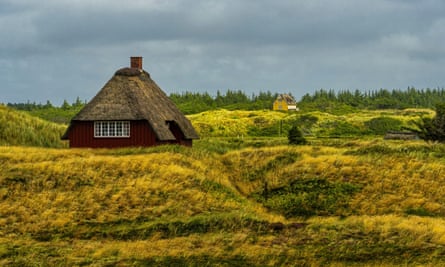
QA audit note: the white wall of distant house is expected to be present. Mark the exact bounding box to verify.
[287,105,298,111]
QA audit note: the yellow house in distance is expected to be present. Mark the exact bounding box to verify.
[273,94,298,111]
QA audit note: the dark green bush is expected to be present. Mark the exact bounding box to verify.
[417,103,445,142]
[288,125,307,145]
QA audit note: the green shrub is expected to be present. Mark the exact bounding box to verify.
[417,103,445,142]
[288,125,307,145]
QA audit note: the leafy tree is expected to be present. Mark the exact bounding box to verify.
[288,125,307,145]
[417,103,445,142]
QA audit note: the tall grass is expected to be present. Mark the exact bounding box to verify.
[3,107,445,266]
[0,105,66,147]
[3,140,445,265]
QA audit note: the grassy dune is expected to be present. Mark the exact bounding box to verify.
[2,107,445,265]
[0,105,66,147]
[2,105,431,147]
[3,138,445,265]
[189,108,432,138]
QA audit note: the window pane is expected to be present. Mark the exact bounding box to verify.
[95,122,101,137]
[123,122,130,137]
[116,122,123,136]
[109,122,115,136]
[102,122,108,136]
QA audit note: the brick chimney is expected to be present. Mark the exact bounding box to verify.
[130,57,143,69]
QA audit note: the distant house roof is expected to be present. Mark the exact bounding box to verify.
[276,94,296,105]
[62,68,199,141]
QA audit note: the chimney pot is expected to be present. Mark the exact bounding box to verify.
[130,57,143,69]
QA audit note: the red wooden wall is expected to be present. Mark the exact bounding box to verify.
[67,120,157,148]
[66,120,193,148]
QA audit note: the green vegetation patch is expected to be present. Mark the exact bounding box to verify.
[364,117,403,135]
[404,207,437,217]
[292,114,319,135]
[254,178,361,218]
[327,121,363,137]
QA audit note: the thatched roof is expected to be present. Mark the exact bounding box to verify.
[62,67,199,141]
[276,94,296,105]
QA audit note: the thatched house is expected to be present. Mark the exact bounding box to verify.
[273,94,298,111]
[62,57,199,148]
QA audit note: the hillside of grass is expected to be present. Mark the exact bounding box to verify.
[1,106,444,265]
[189,108,433,139]
[3,137,445,265]
[0,105,66,147]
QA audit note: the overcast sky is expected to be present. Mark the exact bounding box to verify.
[1,0,445,105]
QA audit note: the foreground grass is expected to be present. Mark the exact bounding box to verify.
[3,139,445,265]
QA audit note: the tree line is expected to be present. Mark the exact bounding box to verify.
[6,90,278,115]
[169,90,278,114]
[6,97,85,124]
[4,90,279,122]
[299,87,445,111]
[6,97,85,111]
[5,87,445,123]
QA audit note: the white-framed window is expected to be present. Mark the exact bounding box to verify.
[94,121,130,137]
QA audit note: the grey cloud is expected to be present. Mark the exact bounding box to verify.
[7,0,442,49]
[1,0,445,103]
[29,1,412,46]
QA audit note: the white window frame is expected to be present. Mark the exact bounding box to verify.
[94,121,130,138]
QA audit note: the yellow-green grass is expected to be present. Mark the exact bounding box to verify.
[3,105,432,146]
[189,109,289,137]
[223,140,445,217]
[3,139,445,265]
[0,105,66,147]
[188,108,432,138]
[0,106,444,266]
